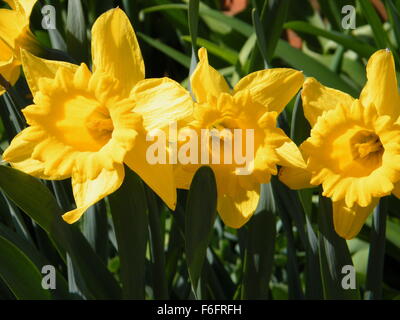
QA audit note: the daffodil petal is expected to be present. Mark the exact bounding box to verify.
[217,180,260,229]
[21,49,78,98]
[62,163,125,224]
[0,8,26,47]
[124,138,176,210]
[360,49,400,118]
[332,198,378,240]
[301,77,355,127]
[2,126,49,178]
[91,8,144,96]
[278,166,314,190]
[233,68,304,114]
[0,40,20,95]
[275,141,307,169]
[17,0,38,17]
[190,47,230,103]
[131,77,194,131]
[275,140,315,189]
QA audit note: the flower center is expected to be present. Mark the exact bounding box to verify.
[85,106,114,144]
[209,119,237,143]
[48,94,114,152]
[350,130,383,160]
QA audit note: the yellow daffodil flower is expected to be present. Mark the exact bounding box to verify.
[3,8,192,223]
[279,49,400,239]
[0,0,40,94]
[174,48,304,228]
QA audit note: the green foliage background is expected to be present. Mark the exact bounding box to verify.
[0,0,400,300]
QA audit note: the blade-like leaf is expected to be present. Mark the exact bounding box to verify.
[0,165,121,299]
[185,166,217,299]
[188,0,200,54]
[241,183,276,299]
[365,197,388,299]
[0,235,52,300]
[0,223,70,299]
[181,36,238,65]
[284,21,376,58]
[137,32,191,68]
[108,167,149,299]
[318,194,360,300]
[275,40,359,96]
[82,201,108,264]
[261,0,290,62]
[146,187,168,299]
[290,90,311,145]
[66,0,88,63]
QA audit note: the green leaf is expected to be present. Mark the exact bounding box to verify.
[140,3,187,16]
[81,201,108,264]
[0,235,52,300]
[290,90,311,145]
[275,40,359,96]
[66,0,88,63]
[198,4,252,37]
[146,187,168,299]
[241,183,276,299]
[0,165,121,299]
[188,0,200,54]
[48,29,67,52]
[185,166,217,299]
[304,215,324,299]
[261,0,290,62]
[284,21,376,58]
[108,167,149,299]
[0,224,70,299]
[318,195,360,300]
[358,0,389,49]
[2,195,34,243]
[137,32,191,68]
[187,0,200,93]
[271,177,304,299]
[140,3,253,37]
[181,36,238,65]
[165,209,184,294]
[252,8,269,68]
[365,197,388,299]
[386,0,400,49]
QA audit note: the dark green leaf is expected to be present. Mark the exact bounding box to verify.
[108,167,148,299]
[275,40,359,96]
[66,0,88,63]
[188,0,200,54]
[290,90,311,145]
[185,166,217,299]
[365,197,388,299]
[0,235,52,299]
[146,187,168,299]
[318,195,360,299]
[137,32,191,68]
[261,0,290,62]
[241,183,276,299]
[284,21,376,58]
[0,165,121,299]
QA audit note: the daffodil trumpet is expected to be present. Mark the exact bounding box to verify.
[2,8,195,223]
[146,121,255,175]
[279,49,400,240]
